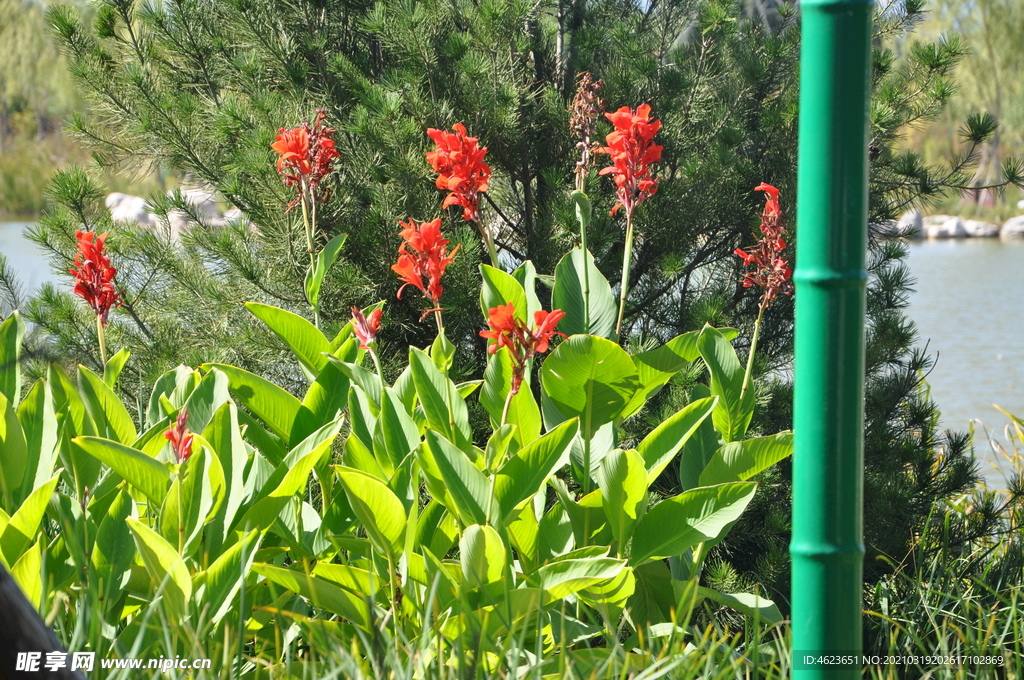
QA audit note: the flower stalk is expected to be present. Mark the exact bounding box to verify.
[70,230,121,367]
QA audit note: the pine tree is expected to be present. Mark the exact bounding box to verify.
[13,0,1023,607]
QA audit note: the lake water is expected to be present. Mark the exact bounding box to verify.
[905,238,1024,487]
[0,222,1019,484]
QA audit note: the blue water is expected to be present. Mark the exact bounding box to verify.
[905,238,1024,487]
[0,221,61,292]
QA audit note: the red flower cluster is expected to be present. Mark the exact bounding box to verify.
[69,230,121,326]
[165,408,194,464]
[271,109,340,205]
[734,183,792,306]
[480,303,566,395]
[426,123,491,223]
[392,218,460,318]
[351,306,382,350]
[597,104,663,217]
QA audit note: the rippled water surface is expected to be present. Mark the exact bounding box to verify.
[905,238,1024,486]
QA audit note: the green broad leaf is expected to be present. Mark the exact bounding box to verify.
[312,563,379,597]
[160,448,218,559]
[537,501,575,563]
[147,366,197,429]
[636,396,717,484]
[327,358,381,410]
[49,365,101,499]
[304,232,348,314]
[479,264,528,323]
[678,385,723,491]
[78,366,137,444]
[73,437,170,506]
[698,587,783,624]
[252,562,370,630]
[0,311,25,408]
[302,358,351,427]
[552,246,616,339]
[236,409,286,465]
[103,347,130,388]
[621,330,705,419]
[372,387,421,478]
[0,391,28,509]
[420,430,492,527]
[629,482,758,565]
[203,404,248,538]
[569,419,615,488]
[460,524,507,590]
[699,431,793,487]
[430,331,456,374]
[91,490,137,616]
[532,556,625,600]
[182,368,231,435]
[246,302,331,378]
[17,381,59,503]
[493,419,578,524]
[697,326,754,442]
[512,260,542,321]
[409,348,472,450]
[203,529,261,625]
[506,498,540,572]
[236,431,334,533]
[456,380,482,399]
[551,480,612,548]
[541,335,640,438]
[335,467,407,558]
[203,363,316,446]
[626,560,675,627]
[548,609,603,647]
[0,474,60,565]
[480,347,541,448]
[596,448,648,549]
[11,540,42,609]
[126,517,192,619]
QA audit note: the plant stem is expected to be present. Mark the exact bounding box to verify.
[370,348,385,390]
[500,386,515,427]
[740,302,767,406]
[615,210,636,341]
[300,185,320,328]
[434,309,444,336]
[476,211,499,268]
[577,190,592,335]
[177,467,185,555]
[96,314,107,368]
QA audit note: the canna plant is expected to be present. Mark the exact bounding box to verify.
[0,99,794,675]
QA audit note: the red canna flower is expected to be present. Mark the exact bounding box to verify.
[426,123,491,223]
[271,109,340,208]
[597,104,663,218]
[351,306,382,349]
[480,303,566,395]
[735,183,792,308]
[69,230,121,326]
[392,218,460,319]
[165,408,194,464]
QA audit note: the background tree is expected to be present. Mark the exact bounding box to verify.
[12,0,1022,609]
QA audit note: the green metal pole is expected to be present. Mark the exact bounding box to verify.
[790,0,871,675]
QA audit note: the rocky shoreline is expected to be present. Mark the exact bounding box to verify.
[884,208,1024,240]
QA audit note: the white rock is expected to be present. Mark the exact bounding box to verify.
[1000,215,1024,239]
[108,194,153,226]
[924,216,966,238]
[962,219,1000,237]
[897,209,923,238]
[1016,199,1024,210]
[922,214,952,227]
[105,192,127,210]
